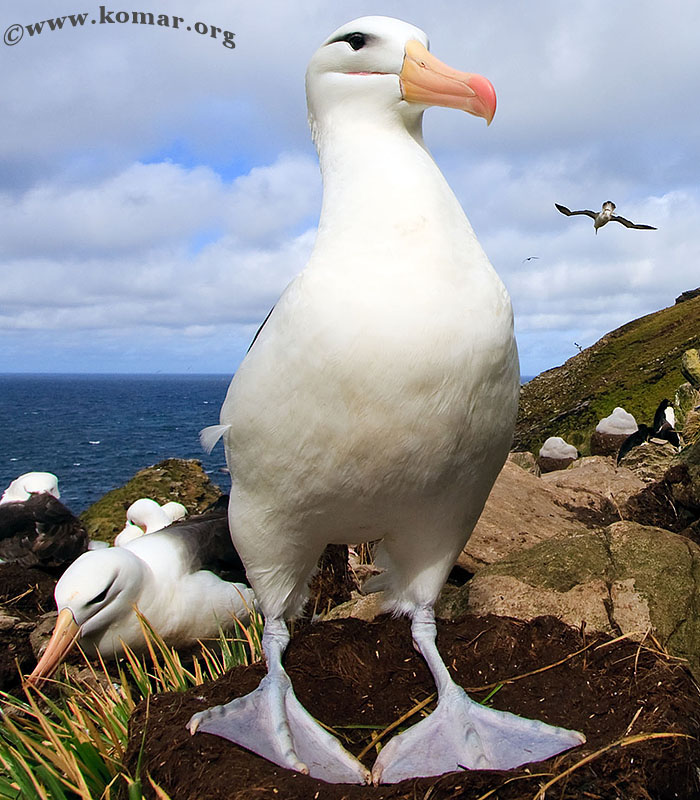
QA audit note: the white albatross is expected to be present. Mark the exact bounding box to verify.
[0,472,60,504]
[28,502,255,683]
[114,497,186,547]
[189,16,584,785]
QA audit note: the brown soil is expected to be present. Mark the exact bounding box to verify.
[126,614,700,800]
[0,563,57,693]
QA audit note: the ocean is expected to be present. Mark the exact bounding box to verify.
[0,374,232,513]
[1,373,536,515]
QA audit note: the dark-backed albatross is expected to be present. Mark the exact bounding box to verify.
[28,501,254,683]
[189,16,584,785]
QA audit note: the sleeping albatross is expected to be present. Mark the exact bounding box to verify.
[0,472,88,570]
[555,201,656,233]
[189,16,584,785]
[28,500,254,683]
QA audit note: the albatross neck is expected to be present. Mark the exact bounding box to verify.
[312,108,475,253]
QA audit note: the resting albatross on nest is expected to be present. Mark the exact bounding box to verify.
[189,16,585,785]
[28,501,254,684]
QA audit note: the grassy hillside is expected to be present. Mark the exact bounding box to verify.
[514,293,700,453]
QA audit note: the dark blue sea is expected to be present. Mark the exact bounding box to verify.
[1,373,537,514]
[0,374,232,513]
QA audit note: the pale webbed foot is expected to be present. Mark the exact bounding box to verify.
[188,668,370,784]
[372,681,585,784]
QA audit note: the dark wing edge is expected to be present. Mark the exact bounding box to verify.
[611,215,657,230]
[555,204,596,219]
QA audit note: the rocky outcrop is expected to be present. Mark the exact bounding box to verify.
[681,349,700,388]
[80,458,223,543]
[458,455,642,572]
[443,522,700,680]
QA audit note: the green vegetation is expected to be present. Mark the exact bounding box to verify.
[515,294,700,453]
[80,459,223,542]
[0,610,263,800]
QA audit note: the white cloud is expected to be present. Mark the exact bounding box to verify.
[0,0,699,374]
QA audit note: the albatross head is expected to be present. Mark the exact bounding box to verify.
[27,546,147,684]
[306,16,496,135]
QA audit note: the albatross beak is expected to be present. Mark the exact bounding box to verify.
[400,39,496,124]
[26,608,81,685]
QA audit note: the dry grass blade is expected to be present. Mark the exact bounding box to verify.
[356,693,436,761]
[472,772,552,800]
[464,641,597,693]
[531,732,693,800]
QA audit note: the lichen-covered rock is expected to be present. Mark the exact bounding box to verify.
[681,348,700,388]
[458,456,637,573]
[80,458,223,542]
[446,522,700,680]
[507,450,540,476]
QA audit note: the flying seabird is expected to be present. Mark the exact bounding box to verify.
[617,399,681,463]
[188,16,584,785]
[555,201,656,234]
[0,472,88,571]
[28,499,254,683]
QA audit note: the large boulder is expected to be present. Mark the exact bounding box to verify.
[80,458,223,542]
[681,348,700,388]
[458,455,642,572]
[444,522,700,680]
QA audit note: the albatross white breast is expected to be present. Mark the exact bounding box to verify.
[189,15,584,784]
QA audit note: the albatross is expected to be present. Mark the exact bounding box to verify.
[28,500,254,683]
[0,472,88,570]
[189,16,584,785]
[555,201,656,233]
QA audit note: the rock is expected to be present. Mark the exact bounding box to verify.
[321,591,386,622]
[681,349,700,387]
[80,458,223,543]
[458,457,631,573]
[0,613,20,631]
[683,407,700,445]
[447,522,700,680]
[507,450,540,476]
[676,288,700,305]
[542,455,644,521]
[617,439,679,482]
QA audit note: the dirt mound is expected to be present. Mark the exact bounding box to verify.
[0,563,57,692]
[126,615,700,800]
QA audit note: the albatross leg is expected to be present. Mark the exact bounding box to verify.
[187,616,371,785]
[372,606,585,785]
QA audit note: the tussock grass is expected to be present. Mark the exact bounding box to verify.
[0,608,264,800]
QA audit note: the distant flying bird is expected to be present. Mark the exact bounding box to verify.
[555,201,656,234]
[617,399,680,463]
[522,256,539,263]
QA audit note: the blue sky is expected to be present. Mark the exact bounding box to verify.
[1,1,698,376]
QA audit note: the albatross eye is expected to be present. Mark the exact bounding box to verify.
[86,581,113,606]
[345,33,367,51]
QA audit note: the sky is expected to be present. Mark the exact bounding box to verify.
[1,1,698,377]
